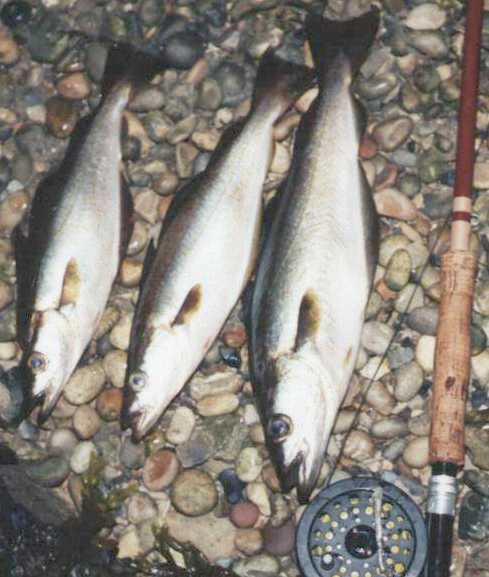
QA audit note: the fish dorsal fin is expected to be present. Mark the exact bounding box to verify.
[60,258,81,306]
[295,290,321,351]
[172,284,202,327]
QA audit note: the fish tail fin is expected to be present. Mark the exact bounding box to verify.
[101,42,167,100]
[251,50,316,119]
[305,8,380,83]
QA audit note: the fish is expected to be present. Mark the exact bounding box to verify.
[15,45,167,422]
[121,51,315,441]
[249,10,380,503]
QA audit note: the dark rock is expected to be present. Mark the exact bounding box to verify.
[0,72,14,107]
[46,96,79,139]
[0,366,25,427]
[0,157,11,193]
[122,136,141,162]
[213,62,247,106]
[176,427,216,467]
[263,519,295,555]
[1,1,32,28]
[22,457,70,489]
[471,388,489,410]
[219,346,241,369]
[464,470,489,498]
[140,0,163,26]
[218,468,246,505]
[24,13,70,64]
[16,124,62,165]
[459,490,489,541]
[162,30,206,69]
[84,43,108,83]
[11,151,33,184]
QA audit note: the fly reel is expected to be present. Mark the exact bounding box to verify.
[296,478,427,577]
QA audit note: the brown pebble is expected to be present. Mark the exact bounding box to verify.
[234,529,263,556]
[230,502,260,529]
[143,449,180,491]
[222,323,247,348]
[57,72,91,100]
[119,258,143,288]
[158,195,173,221]
[375,279,398,301]
[46,96,79,139]
[0,280,13,312]
[263,519,295,556]
[261,464,281,492]
[0,29,19,65]
[72,405,101,439]
[96,388,123,421]
[359,136,378,160]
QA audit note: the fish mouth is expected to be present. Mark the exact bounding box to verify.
[35,391,59,425]
[272,449,322,504]
[121,404,151,443]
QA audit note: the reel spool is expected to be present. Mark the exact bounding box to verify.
[296,478,427,577]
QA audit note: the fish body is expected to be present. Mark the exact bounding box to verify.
[250,10,380,502]
[16,46,164,420]
[122,52,314,441]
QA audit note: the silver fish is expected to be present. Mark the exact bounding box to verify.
[122,52,314,441]
[15,46,166,421]
[249,10,380,503]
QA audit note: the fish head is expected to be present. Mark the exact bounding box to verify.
[265,351,335,503]
[122,328,182,442]
[24,309,73,421]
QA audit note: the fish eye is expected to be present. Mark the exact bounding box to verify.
[27,352,47,373]
[129,371,147,391]
[269,414,293,443]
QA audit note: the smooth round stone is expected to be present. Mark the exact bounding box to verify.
[0,29,19,65]
[233,553,279,577]
[57,72,91,100]
[109,313,132,350]
[222,323,247,348]
[64,361,106,405]
[398,173,421,198]
[405,4,446,30]
[154,171,179,196]
[120,436,145,470]
[395,284,424,314]
[409,412,431,436]
[372,117,414,152]
[408,31,448,58]
[0,280,13,311]
[403,436,429,469]
[344,430,375,461]
[375,189,417,221]
[163,31,205,69]
[230,502,260,528]
[176,428,216,468]
[102,350,127,389]
[0,190,30,234]
[415,335,436,373]
[127,493,158,525]
[365,381,396,415]
[466,426,489,469]
[72,405,101,440]
[357,73,398,100]
[143,449,180,491]
[235,529,263,556]
[117,525,142,559]
[472,351,489,387]
[199,78,222,110]
[190,371,243,401]
[144,111,174,142]
[263,519,295,556]
[472,324,487,356]
[236,447,263,483]
[407,306,439,335]
[379,234,411,267]
[0,341,17,360]
[371,416,409,439]
[47,428,78,457]
[96,388,123,421]
[361,320,394,355]
[166,406,196,445]
[70,441,98,474]
[130,87,165,112]
[85,42,108,82]
[176,141,199,178]
[45,96,78,139]
[214,62,247,105]
[246,482,271,517]
[385,249,412,291]
[23,456,70,488]
[382,438,408,461]
[1,1,32,28]
[171,470,218,517]
[119,258,143,288]
[94,305,120,339]
[197,393,239,417]
[333,409,356,434]
[395,361,424,402]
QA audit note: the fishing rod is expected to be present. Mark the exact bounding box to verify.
[426,1,484,576]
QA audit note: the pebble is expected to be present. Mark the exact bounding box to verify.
[171,470,218,517]
[117,526,141,559]
[405,4,447,31]
[383,438,408,461]
[379,234,411,267]
[370,416,409,438]
[415,335,436,373]
[236,447,263,483]
[464,470,489,498]
[333,409,356,434]
[1,1,32,28]
[0,280,13,311]
[402,436,429,468]
[162,31,205,69]
[214,62,247,106]
[96,388,123,421]
[233,553,279,577]
[166,406,196,445]
[130,87,165,112]
[385,249,412,291]
[23,456,70,488]
[127,493,158,525]
[64,361,106,405]
[94,306,120,339]
[166,511,237,562]
[466,427,489,470]
[70,441,98,474]
[474,162,489,189]
[263,520,295,556]
[395,361,424,402]
[47,428,79,457]
[110,313,132,350]
[395,284,424,313]
[235,529,263,556]
[361,320,393,355]
[197,393,240,417]
[57,72,91,100]
[0,28,19,65]
[102,350,127,389]
[372,117,414,152]
[176,427,216,467]
[45,96,78,139]
[120,436,145,470]
[408,31,448,59]
[409,412,431,436]
[365,381,396,415]
[246,482,271,517]
[190,370,243,401]
[407,306,438,335]
[374,189,417,221]
[119,259,143,288]
[357,74,398,100]
[458,490,489,541]
[176,141,199,178]
[143,449,180,491]
[199,78,222,110]
[344,430,375,461]
[219,468,247,505]
[230,502,260,528]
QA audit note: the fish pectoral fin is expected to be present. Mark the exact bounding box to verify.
[295,290,321,351]
[60,258,81,306]
[172,284,203,327]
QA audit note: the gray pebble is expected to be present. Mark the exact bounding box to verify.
[199,78,222,110]
[85,43,108,83]
[371,416,409,438]
[362,320,394,355]
[127,493,158,525]
[365,381,396,415]
[395,361,424,402]
[130,87,166,112]
[407,306,438,335]
[409,411,431,436]
[47,428,79,457]
[408,30,448,58]
[23,456,70,488]
[214,62,248,106]
[233,554,279,577]
[373,116,414,152]
[385,249,412,291]
[64,361,106,405]
[382,438,408,461]
[120,436,146,469]
[357,73,398,100]
[176,427,216,467]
